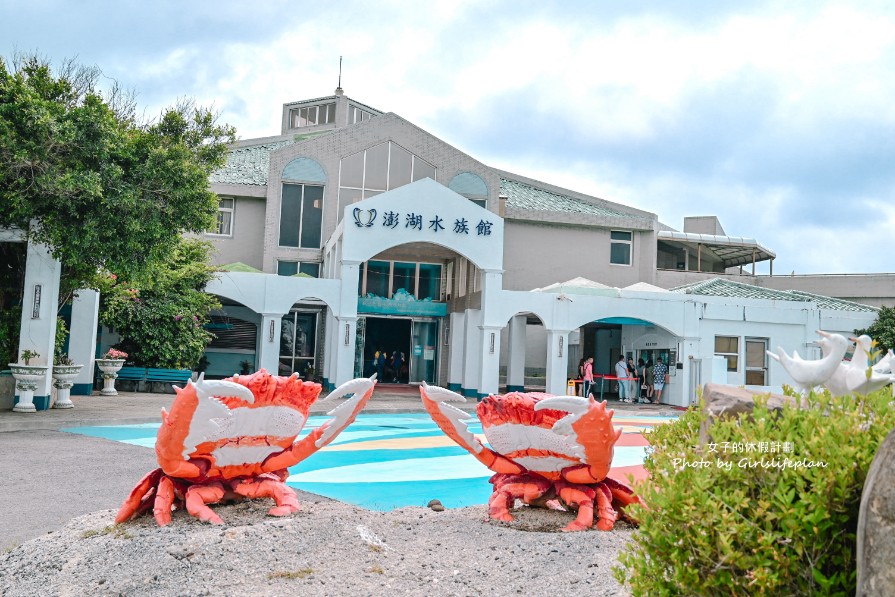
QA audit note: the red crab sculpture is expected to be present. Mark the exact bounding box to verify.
[420,384,645,531]
[116,370,375,526]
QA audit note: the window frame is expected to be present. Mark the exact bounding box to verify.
[278,183,325,249]
[207,197,235,237]
[359,260,443,300]
[744,337,769,385]
[609,230,633,266]
[714,335,740,372]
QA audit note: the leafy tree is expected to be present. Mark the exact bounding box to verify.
[855,305,895,355]
[100,238,221,369]
[0,54,235,297]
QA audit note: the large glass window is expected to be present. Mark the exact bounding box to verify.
[290,103,335,128]
[338,142,437,217]
[418,263,442,300]
[715,336,739,372]
[279,184,324,248]
[279,311,318,377]
[392,262,416,296]
[277,261,320,278]
[365,261,390,297]
[208,197,234,236]
[359,261,443,300]
[610,231,632,265]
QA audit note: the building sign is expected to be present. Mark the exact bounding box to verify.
[353,207,492,237]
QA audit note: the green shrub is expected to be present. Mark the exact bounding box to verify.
[614,388,895,596]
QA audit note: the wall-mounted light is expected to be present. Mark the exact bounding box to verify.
[489,332,495,354]
[268,320,275,342]
[31,285,41,319]
[344,323,350,345]
[558,336,564,358]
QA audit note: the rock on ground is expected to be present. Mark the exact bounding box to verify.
[0,498,634,597]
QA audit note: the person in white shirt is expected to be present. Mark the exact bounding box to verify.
[615,355,631,402]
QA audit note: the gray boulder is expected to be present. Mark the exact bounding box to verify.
[857,427,895,596]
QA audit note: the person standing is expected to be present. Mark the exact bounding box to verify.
[375,349,386,381]
[644,360,655,402]
[653,357,669,404]
[615,355,631,402]
[636,358,647,403]
[582,357,594,399]
[391,350,404,383]
[627,357,639,402]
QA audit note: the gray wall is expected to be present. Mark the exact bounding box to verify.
[205,196,267,270]
[502,221,655,290]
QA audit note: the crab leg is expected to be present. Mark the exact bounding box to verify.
[263,376,376,471]
[420,383,524,475]
[593,483,619,531]
[116,468,164,523]
[488,473,551,522]
[185,482,226,524]
[556,480,598,531]
[153,476,178,527]
[231,474,300,517]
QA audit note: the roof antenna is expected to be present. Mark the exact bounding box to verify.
[335,56,344,96]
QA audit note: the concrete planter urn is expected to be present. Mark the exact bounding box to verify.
[51,364,83,409]
[9,364,50,413]
[96,359,125,395]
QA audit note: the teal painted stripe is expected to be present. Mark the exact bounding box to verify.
[291,478,493,511]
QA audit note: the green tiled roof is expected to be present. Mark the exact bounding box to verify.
[670,278,877,312]
[210,140,295,186]
[500,178,643,220]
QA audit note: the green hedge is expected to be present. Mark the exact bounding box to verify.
[614,388,895,596]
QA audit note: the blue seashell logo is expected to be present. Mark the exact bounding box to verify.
[353,207,376,228]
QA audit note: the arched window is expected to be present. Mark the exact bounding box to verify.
[449,172,488,207]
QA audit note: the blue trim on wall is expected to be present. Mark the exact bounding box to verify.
[447,383,461,391]
[71,383,92,395]
[15,395,50,410]
[505,385,525,393]
[462,388,478,398]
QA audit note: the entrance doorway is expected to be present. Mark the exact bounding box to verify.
[355,316,439,384]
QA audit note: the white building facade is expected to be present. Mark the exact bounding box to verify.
[194,88,879,407]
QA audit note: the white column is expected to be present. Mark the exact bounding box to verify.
[323,308,337,388]
[506,315,526,391]
[333,316,357,386]
[545,329,571,396]
[447,312,465,391]
[332,261,360,387]
[257,314,283,374]
[462,309,483,397]
[69,289,99,394]
[16,240,61,408]
[478,325,502,397]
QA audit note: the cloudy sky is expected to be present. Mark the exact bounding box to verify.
[2,0,893,275]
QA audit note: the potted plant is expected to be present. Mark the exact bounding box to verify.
[9,349,50,413]
[51,353,84,409]
[96,348,128,396]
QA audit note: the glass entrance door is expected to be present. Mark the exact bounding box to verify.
[409,319,438,384]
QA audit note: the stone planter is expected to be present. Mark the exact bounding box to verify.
[52,364,84,409]
[8,364,50,413]
[96,359,125,396]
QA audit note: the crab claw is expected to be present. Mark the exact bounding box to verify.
[194,373,256,404]
[419,383,524,475]
[538,396,621,485]
[316,375,377,448]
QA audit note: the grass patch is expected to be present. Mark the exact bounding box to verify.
[268,568,314,580]
[80,525,132,540]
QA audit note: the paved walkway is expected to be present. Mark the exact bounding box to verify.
[0,385,679,550]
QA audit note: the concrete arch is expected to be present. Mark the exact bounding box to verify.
[207,272,342,316]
